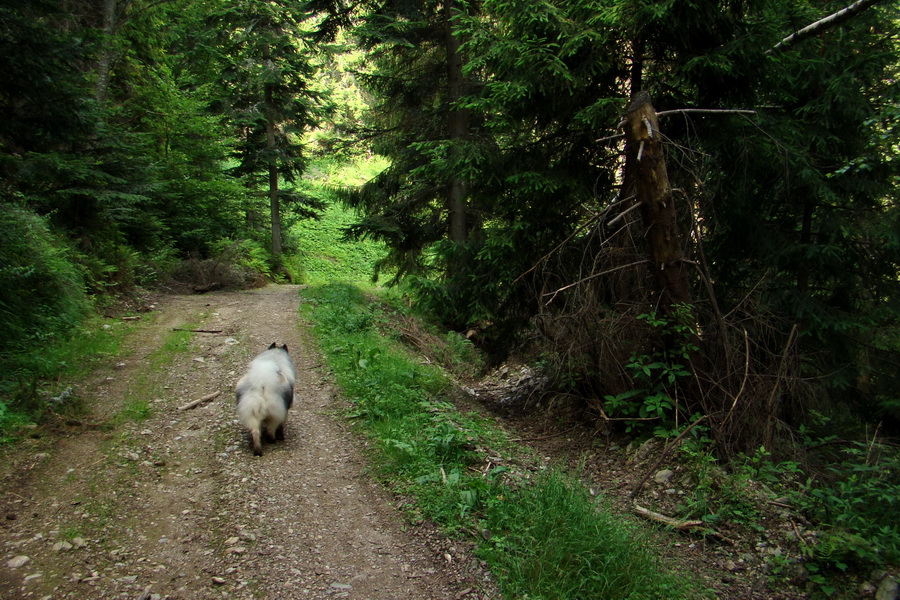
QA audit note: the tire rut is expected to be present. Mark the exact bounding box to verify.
[0,285,496,600]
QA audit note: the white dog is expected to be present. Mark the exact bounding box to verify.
[235,343,296,455]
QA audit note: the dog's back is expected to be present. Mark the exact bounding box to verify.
[235,343,295,455]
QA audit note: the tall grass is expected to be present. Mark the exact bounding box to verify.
[301,283,704,599]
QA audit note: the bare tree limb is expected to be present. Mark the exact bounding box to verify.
[656,109,757,118]
[542,260,650,304]
[172,328,223,334]
[633,504,703,530]
[767,0,887,54]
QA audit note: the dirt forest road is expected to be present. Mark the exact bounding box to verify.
[0,285,496,600]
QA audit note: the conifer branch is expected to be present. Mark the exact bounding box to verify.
[767,0,887,54]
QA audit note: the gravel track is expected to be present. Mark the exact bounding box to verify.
[0,285,496,600]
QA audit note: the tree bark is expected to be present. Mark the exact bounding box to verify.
[267,119,281,258]
[629,37,644,99]
[95,0,117,103]
[264,78,281,259]
[444,1,469,243]
[623,92,692,313]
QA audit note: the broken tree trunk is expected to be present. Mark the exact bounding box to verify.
[623,92,693,314]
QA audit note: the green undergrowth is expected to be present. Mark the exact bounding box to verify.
[288,156,389,285]
[300,282,704,600]
[0,308,202,442]
[0,315,132,442]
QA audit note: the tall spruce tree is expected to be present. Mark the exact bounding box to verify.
[340,1,488,320]
[208,0,326,260]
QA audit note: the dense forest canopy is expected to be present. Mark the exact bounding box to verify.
[1,0,898,455]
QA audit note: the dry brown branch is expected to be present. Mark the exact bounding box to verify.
[633,504,737,545]
[605,200,642,228]
[542,260,650,304]
[768,0,887,54]
[633,504,703,529]
[723,329,751,421]
[178,391,222,411]
[762,324,798,448]
[656,108,757,118]
[595,132,626,144]
[514,209,613,285]
[789,519,807,546]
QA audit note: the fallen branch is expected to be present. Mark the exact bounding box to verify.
[633,504,736,545]
[768,0,887,54]
[789,519,808,547]
[178,391,222,411]
[172,328,223,334]
[634,504,703,530]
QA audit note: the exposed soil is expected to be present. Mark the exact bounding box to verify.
[0,285,496,600]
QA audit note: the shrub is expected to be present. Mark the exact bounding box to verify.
[0,204,89,355]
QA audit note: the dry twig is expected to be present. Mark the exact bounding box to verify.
[178,391,222,411]
[172,328,223,334]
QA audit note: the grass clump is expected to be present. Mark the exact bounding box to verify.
[301,282,704,599]
[481,469,692,600]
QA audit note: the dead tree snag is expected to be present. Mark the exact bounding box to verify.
[623,92,692,314]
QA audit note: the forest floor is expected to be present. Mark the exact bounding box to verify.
[0,285,497,600]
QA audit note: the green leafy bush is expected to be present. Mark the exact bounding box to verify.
[0,204,89,354]
[796,444,900,569]
[603,305,698,436]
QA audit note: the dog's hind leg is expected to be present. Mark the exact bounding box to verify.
[264,418,281,443]
[249,428,263,456]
